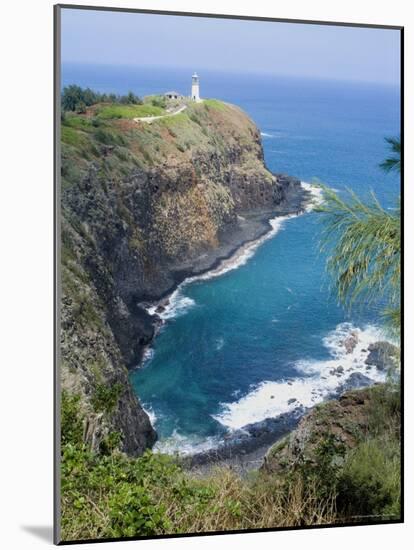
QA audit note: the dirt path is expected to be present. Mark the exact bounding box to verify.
[133,105,188,124]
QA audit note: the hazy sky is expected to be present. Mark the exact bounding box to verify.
[61,8,401,85]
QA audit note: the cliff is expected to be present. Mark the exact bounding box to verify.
[60,98,306,456]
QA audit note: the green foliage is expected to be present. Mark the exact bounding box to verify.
[62,85,142,112]
[203,99,227,111]
[318,187,400,334]
[93,128,127,146]
[91,383,123,414]
[380,136,401,174]
[61,391,84,446]
[61,382,401,541]
[336,438,400,519]
[96,104,164,120]
[62,115,93,130]
[62,85,98,112]
[61,126,84,147]
[150,95,167,109]
[120,91,143,105]
[100,432,122,456]
[317,136,401,335]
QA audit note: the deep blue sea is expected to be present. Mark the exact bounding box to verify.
[63,64,400,453]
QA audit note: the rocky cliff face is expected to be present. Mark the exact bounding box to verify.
[60,98,304,456]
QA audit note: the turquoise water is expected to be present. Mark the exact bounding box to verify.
[63,65,400,452]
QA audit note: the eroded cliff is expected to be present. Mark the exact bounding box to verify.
[60,98,305,456]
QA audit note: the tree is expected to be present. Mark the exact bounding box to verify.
[318,136,401,335]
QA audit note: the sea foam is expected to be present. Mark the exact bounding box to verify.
[212,322,387,431]
[153,430,222,456]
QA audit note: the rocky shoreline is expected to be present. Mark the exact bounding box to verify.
[180,342,398,476]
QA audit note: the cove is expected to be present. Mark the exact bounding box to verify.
[126,70,400,454]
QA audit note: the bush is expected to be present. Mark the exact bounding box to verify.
[61,391,84,446]
[151,95,167,109]
[91,383,122,414]
[336,438,401,519]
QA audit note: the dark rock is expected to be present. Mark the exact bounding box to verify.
[186,407,305,468]
[365,341,399,371]
[334,372,373,396]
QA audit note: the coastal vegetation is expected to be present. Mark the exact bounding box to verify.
[61,381,400,541]
[61,85,143,112]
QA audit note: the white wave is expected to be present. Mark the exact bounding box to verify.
[301,181,324,211]
[261,132,274,138]
[147,289,196,321]
[212,323,387,431]
[153,430,221,456]
[143,406,157,426]
[142,347,154,364]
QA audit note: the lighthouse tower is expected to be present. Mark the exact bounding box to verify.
[191,72,201,102]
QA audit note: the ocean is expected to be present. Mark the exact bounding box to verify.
[62,63,401,454]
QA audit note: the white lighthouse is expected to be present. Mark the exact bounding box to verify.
[191,72,201,102]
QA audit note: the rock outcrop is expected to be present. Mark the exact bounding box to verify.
[60,98,307,456]
[365,341,399,371]
[262,389,373,474]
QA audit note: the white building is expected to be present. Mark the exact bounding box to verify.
[191,72,201,102]
[164,91,181,100]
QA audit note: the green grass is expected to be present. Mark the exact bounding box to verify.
[63,115,94,130]
[202,99,227,111]
[61,126,87,147]
[156,112,189,127]
[96,104,165,120]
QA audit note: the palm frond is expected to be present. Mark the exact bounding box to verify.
[317,185,401,333]
[379,136,401,174]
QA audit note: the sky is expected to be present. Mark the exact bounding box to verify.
[61,8,401,85]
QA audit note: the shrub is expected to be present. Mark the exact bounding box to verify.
[91,383,122,414]
[61,391,84,446]
[336,438,401,519]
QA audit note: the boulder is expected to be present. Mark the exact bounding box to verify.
[365,341,399,371]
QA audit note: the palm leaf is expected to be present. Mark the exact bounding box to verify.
[379,136,401,174]
[317,185,401,333]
